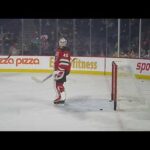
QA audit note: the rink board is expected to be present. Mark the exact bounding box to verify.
[0,56,149,79]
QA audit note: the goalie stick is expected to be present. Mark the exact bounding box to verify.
[31,73,53,83]
[32,57,77,83]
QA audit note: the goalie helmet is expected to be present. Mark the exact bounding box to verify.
[59,37,67,47]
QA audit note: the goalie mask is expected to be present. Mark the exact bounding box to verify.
[59,37,67,47]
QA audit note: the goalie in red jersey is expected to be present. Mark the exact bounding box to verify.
[53,37,71,104]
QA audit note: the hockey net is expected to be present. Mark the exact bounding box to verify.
[111,61,145,111]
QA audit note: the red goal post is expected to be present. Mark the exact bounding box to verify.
[111,61,118,110]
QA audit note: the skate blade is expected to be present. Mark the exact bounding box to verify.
[54,100,65,104]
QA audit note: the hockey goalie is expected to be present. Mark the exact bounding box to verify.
[53,37,71,104]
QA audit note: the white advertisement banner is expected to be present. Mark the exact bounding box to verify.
[0,56,50,69]
[0,56,149,77]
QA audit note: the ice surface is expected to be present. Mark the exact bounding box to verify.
[0,72,150,131]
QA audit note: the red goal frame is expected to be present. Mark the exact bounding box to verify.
[111,61,117,110]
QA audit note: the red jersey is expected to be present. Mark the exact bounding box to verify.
[54,46,71,72]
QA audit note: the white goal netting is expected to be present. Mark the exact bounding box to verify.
[115,61,146,111]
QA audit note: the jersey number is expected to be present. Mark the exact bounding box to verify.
[63,53,69,58]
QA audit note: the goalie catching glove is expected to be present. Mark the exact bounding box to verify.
[53,70,65,81]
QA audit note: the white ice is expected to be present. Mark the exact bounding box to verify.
[0,72,150,131]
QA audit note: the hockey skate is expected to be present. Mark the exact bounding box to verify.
[54,97,65,104]
[54,100,65,104]
[53,94,66,104]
